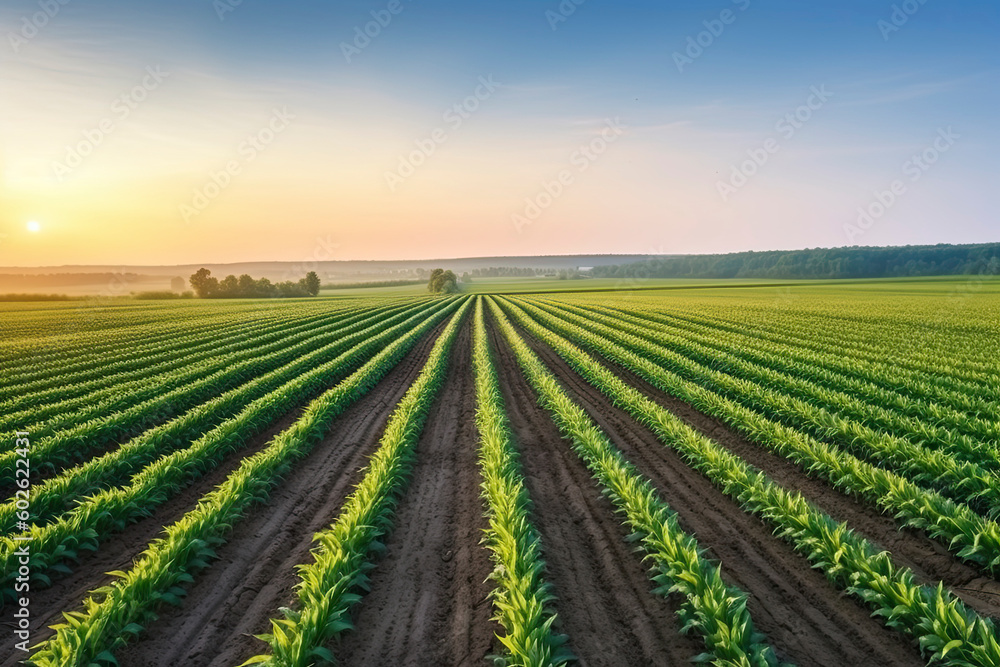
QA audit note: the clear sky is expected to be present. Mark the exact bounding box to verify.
[1,0,996,265]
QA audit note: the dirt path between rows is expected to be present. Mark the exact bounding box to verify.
[488,315,708,666]
[506,313,926,667]
[588,344,1000,621]
[0,319,445,667]
[0,388,313,667]
[115,319,448,667]
[335,320,499,666]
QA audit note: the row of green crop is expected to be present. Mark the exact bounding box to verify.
[497,297,1000,665]
[0,302,426,486]
[571,300,999,445]
[0,305,357,424]
[511,297,1000,574]
[0,303,254,376]
[0,299,460,602]
[623,304,1000,417]
[27,297,468,667]
[488,298,781,666]
[0,301,434,534]
[625,291,999,376]
[0,304,384,447]
[470,298,571,667]
[1,301,345,391]
[0,302,414,455]
[530,299,1000,520]
[2,307,329,405]
[242,298,471,667]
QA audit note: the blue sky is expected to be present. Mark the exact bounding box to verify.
[1,0,996,264]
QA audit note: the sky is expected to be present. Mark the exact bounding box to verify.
[0,0,997,266]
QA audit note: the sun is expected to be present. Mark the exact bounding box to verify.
[26,220,41,233]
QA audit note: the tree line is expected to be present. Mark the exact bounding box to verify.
[591,243,1000,280]
[189,268,321,298]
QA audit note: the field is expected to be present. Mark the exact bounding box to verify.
[2,278,999,667]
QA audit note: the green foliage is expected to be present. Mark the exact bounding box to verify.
[188,268,319,298]
[428,268,458,293]
[498,295,1000,666]
[243,298,470,667]
[23,298,466,666]
[593,242,1000,280]
[488,297,781,667]
[471,298,571,667]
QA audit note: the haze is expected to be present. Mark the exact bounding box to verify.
[1,0,996,266]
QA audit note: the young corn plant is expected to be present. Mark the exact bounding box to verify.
[471,298,572,667]
[242,298,471,667]
[528,298,1000,519]
[496,297,1000,666]
[0,300,429,535]
[508,297,1000,575]
[27,298,468,667]
[487,298,781,667]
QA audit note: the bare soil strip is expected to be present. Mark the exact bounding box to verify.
[508,316,926,667]
[0,400,308,667]
[334,321,499,666]
[594,348,1000,620]
[3,320,444,667]
[488,317,708,667]
[115,320,447,667]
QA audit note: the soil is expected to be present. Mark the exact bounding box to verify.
[487,317,709,667]
[591,346,1000,621]
[114,319,448,667]
[334,320,499,666]
[502,311,926,666]
[0,319,445,667]
[7,303,990,667]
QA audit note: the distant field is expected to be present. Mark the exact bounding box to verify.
[3,277,1000,666]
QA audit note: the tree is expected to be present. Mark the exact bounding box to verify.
[461,272,471,283]
[170,276,185,292]
[189,268,218,297]
[305,271,321,296]
[219,275,239,297]
[427,268,458,293]
[237,274,256,296]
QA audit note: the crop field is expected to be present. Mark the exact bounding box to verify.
[2,279,999,667]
